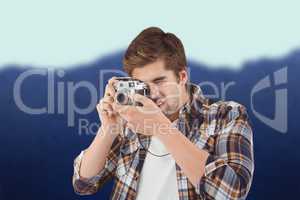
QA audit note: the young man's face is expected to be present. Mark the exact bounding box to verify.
[131,59,189,119]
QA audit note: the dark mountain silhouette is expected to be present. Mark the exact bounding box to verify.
[0,49,299,200]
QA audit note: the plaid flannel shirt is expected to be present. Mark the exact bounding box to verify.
[72,84,254,200]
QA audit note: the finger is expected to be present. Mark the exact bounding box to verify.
[103,102,118,116]
[113,103,138,120]
[101,102,114,112]
[103,76,121,97]
[96,103,108,117]
[98,100,114,116]
[98,95,116,115]
[104,84,116,97]
[132,93,153,107]
[132,94,161,114]
[102,95,114,104]
[108,77,119,90]
[112,102,128,114]
[108,76,118,85]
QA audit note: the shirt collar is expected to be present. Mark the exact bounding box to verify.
[179,83,207,117]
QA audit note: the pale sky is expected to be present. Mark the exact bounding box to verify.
[0,0,299,69]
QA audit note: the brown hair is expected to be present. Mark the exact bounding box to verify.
[123,27,187,78]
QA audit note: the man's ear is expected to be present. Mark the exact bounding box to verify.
[178,69,188,85]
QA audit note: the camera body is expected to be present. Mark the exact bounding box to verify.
[115,77,150,105]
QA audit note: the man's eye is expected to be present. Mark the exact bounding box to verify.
[154,80,164,85]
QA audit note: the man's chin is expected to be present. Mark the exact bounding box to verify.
[160,107,179,120]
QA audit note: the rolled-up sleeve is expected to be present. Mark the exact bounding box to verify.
[196,104,254,200]
[72,136,122,195]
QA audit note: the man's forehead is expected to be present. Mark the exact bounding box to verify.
[131,60,166,78]
[132,70,172,83]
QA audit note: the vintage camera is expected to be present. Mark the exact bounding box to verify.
[114,77,150,106]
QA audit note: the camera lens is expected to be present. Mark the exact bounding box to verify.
[116,93,128,105]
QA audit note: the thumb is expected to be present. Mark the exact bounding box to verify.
[132,93,153,107]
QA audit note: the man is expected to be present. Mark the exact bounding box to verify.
[72,27,254,200]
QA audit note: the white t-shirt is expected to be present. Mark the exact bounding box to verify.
[136,121,179,200]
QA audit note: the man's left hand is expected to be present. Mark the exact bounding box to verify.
[112,94,172,136]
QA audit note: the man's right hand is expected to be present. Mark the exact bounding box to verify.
[96,77,124,138]
[76,77,124,181]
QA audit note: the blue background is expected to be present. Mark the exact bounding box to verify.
[0,49,299,199]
